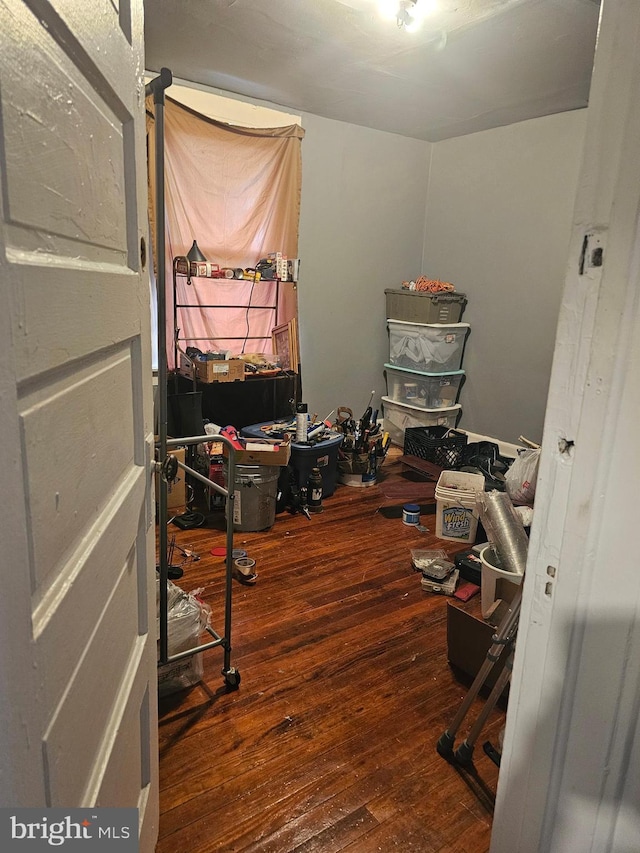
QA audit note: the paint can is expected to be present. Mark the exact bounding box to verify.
[403,503,421,526]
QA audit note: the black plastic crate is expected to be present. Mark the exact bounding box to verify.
[403,426,467,469]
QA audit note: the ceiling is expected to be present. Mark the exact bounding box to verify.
[143,0,601,142]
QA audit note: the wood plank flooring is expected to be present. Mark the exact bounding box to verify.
[156,450,506,852]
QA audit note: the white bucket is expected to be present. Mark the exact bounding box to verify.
[479,545,524,618]
[434,470,485,544]
[435,498,479,543]
[436,470,486,493]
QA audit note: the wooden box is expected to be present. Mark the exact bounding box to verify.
[446,600,510,695]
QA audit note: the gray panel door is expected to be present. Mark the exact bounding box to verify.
[0,1,158,849]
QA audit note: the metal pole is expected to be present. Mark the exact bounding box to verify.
[148,67,173,665]
[171,439,238,675]
[454,651,514,766]
[158,434,238,675]
[223,451,236,674]
[437,586,521,760]
[173,263,180,374]
[147,74,241,688]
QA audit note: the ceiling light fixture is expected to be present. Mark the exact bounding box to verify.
[378,0,437,32]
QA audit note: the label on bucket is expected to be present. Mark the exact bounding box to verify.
[441,504,475,539]
[233,490,242,525]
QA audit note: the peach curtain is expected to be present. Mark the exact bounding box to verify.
[147,96,304,368]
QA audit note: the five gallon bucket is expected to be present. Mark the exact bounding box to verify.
[224,464,279,532]
[434,470,485,543]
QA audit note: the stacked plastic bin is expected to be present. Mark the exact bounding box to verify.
[382,289,469,446]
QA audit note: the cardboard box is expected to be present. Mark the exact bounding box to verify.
[158,654,203,697]
[446,601,511,694]
[224,435,291,467]
[155,446,186,511]
[179,353,245,383]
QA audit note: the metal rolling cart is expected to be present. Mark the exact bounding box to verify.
[148,68,240,691]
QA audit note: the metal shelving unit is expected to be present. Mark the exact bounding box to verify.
[173,256,281,368]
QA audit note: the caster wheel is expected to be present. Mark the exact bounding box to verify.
[223,668,241,691]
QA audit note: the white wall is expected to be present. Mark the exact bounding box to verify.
[297,113,431,422]
[423,110,587,444]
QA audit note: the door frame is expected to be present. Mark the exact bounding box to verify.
[491,0,640,849]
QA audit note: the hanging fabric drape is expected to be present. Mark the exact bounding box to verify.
[147,96,304,368]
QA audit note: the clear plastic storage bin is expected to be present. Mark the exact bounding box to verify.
[381,396,461,447]
[387,320,470,373]
[384,363,464,409]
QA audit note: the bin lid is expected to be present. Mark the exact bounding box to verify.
[387,319,470,329]
[385,288,467,300]
[291,431,343,450]
[241,421,343,449]
[383,363,464,378]
[381,396,461,414]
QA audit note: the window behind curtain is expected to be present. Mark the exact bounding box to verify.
[147,95,304,369]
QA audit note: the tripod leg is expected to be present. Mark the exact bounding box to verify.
[454,650,514,766]
[437,586,521,760]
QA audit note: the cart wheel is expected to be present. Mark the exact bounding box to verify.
[223,668,241,691]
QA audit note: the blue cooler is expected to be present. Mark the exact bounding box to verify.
[241,421,343,496]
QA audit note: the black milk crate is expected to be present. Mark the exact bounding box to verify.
[403,426,467,469]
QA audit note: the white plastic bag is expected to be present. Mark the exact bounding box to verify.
[505,449,540,506]
[157,579,211,696]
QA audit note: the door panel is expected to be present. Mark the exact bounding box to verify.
[95,682,154,809]
[0,0,157,847]
[11,265,143,377]
[21,348,137,595]
[2,1,136,262]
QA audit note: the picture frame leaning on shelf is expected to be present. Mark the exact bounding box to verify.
[272,318,299,373]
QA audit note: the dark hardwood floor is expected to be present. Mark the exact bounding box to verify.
[156,450,506,852]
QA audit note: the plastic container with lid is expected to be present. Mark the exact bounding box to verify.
[411,549,453,580]
[387,320,470,373]
[384,363,464,409]
[241,422,343,497]
[385,289,467,324]
[381,396,461,447]
[434,470,485,544]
